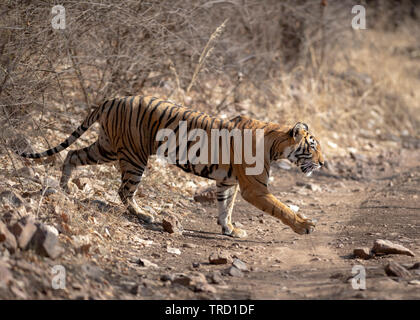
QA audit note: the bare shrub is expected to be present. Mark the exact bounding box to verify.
[0,0,419,161]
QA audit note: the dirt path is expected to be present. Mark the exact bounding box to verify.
[1,148,419,300]
[168,147,419,300]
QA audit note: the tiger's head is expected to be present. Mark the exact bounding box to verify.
[286,122,324,176]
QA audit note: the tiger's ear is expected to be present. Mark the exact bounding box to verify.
[289,122,309,139]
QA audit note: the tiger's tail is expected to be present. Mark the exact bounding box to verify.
[18,105,103,159]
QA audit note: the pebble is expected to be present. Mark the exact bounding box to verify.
[232,258,248,272]
[0,190,27,216]
[0,221,17,253]
[161,213,183,235]
[183,243,197,248]
[372,239,415,257]
[209,252,232,265]
[0,263,13,288]
[167,247,181,255]
[384,261,412,278]
[353,248,372,260]
[194,282,217,294]
[10,217,37,250]
[228,266,244,277]
[209,271,225,284]
[30,223,64,259]
[137,258,158,269]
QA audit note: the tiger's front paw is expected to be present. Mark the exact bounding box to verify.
[222,226,247,238]
[291,213,316,235]
[230,227,247,238]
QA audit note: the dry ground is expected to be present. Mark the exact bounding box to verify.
[0,137,419,300]
[1,15,419,301]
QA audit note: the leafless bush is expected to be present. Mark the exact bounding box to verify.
[0,0,419,158]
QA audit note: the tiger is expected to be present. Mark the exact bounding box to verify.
[18,95,324,237]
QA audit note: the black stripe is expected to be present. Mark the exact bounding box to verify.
[97,144,115,161]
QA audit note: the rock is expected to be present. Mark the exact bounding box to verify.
[0,262,13,288]
[183,243,197,248]
[353,248,372,260]
[0,190,25,208]
[172,272,207,290]
[30,223,63,259]
[16,166,35,178]
[0,190,27,217]
[193,186,216,203]
[408,262,420,270]
[129,284,139,295]
[160,274,175,282]
[194,282,217,294]
[228,266,244,277]
[384,261,412,278]
[0,221,17,253]
[171,274,193,287]
[161,214,183,235]
[408,280,420,286]
[372,239,415,257]
[137,258,158,269]
[306,183,322,192]
[1,211,20,226]
[10,284,27,299]
[209,271,225,285]
[209,252,232,265]
[166,247,181,255]
[232,258,248,272]
[9,217,37,250]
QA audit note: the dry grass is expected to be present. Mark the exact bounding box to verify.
[0,1,419,187]
[0,2,419,300]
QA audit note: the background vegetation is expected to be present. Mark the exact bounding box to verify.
[1,0,419,164]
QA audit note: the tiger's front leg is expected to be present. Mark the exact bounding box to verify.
[240,185,316,235]
[216,183,247,238]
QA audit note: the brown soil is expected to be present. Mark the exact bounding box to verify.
[1,142,419,300]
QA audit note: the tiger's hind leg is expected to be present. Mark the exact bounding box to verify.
[216,183,247,238]
[60,138,117,192]
[118,157,154,223]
